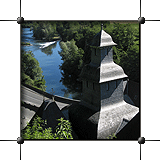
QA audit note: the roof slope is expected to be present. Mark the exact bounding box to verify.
[91,30,117,47]
[79,62,127,83]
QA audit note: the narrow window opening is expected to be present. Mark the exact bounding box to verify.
[95,48,97,56]
[93,83,95,90]
[106,82,109,91]
[86,81,88,88]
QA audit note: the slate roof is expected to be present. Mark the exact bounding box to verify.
[91,29,117,47]
[97,101,139,139]
[79,62,127,83]
[114,112,140,140]
[79,29,127,83]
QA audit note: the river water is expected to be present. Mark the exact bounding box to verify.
[21,28,82,100]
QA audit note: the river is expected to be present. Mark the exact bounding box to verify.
[21,28,82,100]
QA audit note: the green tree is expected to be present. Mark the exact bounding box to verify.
[33,22,57,41]
[21,50,46,90]
[59,39,84,77]
[112,23,139,82]
[57,21,139,82]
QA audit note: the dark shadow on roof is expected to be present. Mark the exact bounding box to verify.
[114,112,140,140]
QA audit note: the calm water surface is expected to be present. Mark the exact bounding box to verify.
[21,28,81,99]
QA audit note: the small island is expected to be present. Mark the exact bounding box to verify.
[21,42,32,46]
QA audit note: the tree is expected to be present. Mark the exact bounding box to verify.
[33,22,57,41]
[112,23,135,52]
[21,50,46,90]
[57,21,139,82]
[59,39,84,77]
[112,23,139,82]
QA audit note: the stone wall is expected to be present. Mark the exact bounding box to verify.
[101,79,124,109]
[101,47,113,64]
[82,80,100,110]
[91,48,101,65]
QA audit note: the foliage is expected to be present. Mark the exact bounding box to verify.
[32,22,58,41]
[26,21,139,82]
[21,50,46,91]
[21,42,32,46]
[22,116,73,139]
[53,117,73,139]
[106,133,117,139]
[59,39,84,77]
[112,23,135,52]
[111,23,139,82]
[57,21,139,82]
[22,116,54,139]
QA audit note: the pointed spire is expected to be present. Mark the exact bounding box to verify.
[101,23,103,30]
[91,24,117,47]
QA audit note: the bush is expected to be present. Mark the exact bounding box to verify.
[53,117,73,139]
[22,116,73,139]
[22,116,54,139]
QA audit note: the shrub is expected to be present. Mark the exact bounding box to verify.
[22,116,73,139]
[53,117,73,139]
[22,115,54,139]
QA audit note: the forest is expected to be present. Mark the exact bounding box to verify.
[22,21,139,92]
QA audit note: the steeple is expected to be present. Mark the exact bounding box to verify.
[69,24,139,139]
[80,26,127,83]
[91,25,117,47]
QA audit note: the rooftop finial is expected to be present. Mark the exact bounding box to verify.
[101,23,103,30]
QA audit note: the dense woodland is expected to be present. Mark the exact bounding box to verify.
[21,21,139,92]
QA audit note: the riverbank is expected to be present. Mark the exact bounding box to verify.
[21,28,82,99]
[21,42,32,46]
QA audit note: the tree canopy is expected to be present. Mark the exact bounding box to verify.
[57,21,139,82]
[25,21,139,82]
[21,50,46,91]
[59,39,84,77]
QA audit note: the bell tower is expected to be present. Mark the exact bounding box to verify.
[69,24,139,139]
[79,24,128,111]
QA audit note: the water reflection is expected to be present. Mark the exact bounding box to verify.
[22,28,82,100]
[60,71,82,100]
[41,42,57,55]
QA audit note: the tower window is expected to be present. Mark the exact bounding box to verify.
[106,47,108,55]
[93,83,95,90]
[95,48,97,56]
[106,82,109,91]
[86,81,88,88]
